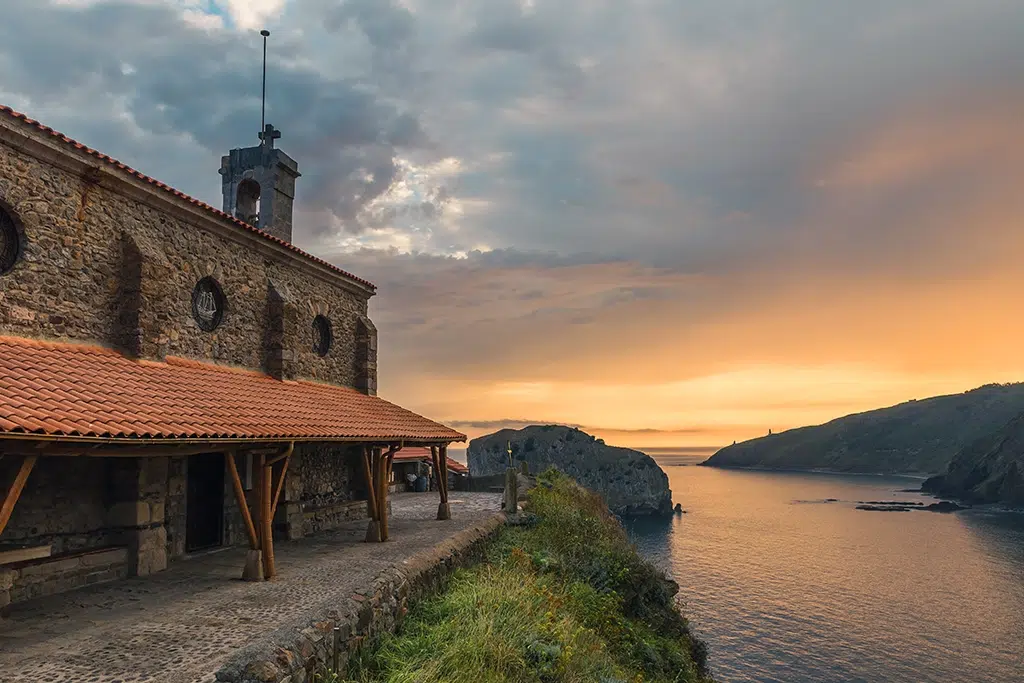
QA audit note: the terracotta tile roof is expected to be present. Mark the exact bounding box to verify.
[392,446,469,474]
[393,446,433,462]
[0,336,464,443]
[0,105,375,292]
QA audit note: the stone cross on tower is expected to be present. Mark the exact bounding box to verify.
[258,123,282,149]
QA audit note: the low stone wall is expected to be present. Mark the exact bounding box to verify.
[300,499,373,537]
[214,513,506,683]
[1,546,128,610]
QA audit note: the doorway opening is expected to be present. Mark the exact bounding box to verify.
[186,453,225,552]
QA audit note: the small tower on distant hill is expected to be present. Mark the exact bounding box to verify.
[219,124,300,243]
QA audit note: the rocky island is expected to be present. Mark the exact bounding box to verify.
[468,425,675,516]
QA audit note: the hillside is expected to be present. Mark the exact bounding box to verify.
[922,413,1024,506]
[702,383,1024,475]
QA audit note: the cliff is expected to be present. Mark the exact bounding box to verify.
[468,425,674,516]
[922,412,1024,506]
[702,383,1024,475]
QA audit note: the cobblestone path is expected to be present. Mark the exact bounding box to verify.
[0,492,502,683]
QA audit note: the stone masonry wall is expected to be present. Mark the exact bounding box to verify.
[0,455,168,608]
[0,456,112,555]
[294,444,367,536]
[213,514,506,683]
[0,122,374,391]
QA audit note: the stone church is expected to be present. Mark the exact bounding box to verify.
[0,106,464,610]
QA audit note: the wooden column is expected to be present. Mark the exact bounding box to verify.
[365,447,382,542]
[258,453,276,579]
[435,445,451,520]
[0,455,37,537]
[380,446,397,541]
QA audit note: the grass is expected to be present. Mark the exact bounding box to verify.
[320,469,713,683]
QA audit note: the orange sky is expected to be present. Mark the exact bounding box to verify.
[343,93,1024,448]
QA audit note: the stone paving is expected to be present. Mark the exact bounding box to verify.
[0,492,503,683]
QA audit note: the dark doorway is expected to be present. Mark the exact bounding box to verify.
[186,453,225,552]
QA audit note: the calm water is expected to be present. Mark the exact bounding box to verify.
[622,450,1024,683]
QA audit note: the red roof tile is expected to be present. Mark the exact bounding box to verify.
[0,336,464,443]
[0,105,375,291]
[392,446,469,473]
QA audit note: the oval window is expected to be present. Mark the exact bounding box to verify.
[191,276,226,332]
[0,207,21,275]
[312,315,332,357]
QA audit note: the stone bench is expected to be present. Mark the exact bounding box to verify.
[1,546,129,610]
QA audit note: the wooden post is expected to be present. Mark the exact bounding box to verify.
[362,446,377,519]
[365,447,382,542]
[258,453,276,579]
[0,455,36,537]
[436,445,451,520]
[376,448,389,540]
[379,447,397,541]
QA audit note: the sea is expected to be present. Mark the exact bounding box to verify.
[618,448,1024,683]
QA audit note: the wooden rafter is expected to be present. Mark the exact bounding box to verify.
[270,451,291,518]
[0,455,37,537]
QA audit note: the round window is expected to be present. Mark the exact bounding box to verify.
[191,276,226,332]
[312,315,332,357]
[0,207,21,275]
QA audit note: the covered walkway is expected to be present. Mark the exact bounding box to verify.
[0,492,501,683]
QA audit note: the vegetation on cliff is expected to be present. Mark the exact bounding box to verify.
[923,412,1024,506]
[703,383,1024,475]
[330,470,712,683]
[469,426,674,516]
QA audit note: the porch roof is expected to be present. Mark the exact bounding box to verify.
[393,446,469,474]
[0,336,464,445]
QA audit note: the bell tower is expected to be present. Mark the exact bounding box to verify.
[219,124,300,243]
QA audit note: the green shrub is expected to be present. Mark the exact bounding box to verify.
[332,469,712,683]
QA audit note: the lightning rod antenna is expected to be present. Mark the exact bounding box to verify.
[260,29,270,144]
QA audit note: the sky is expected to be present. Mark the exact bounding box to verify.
[4,0,1024,448]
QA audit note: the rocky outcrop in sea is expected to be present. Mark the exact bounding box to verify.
[468,425,674,517]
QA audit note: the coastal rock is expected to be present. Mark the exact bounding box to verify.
[922,501,968,513]
[468,426,674,517]
[923,411,1024,507]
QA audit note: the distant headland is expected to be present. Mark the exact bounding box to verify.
[701,382,1024,507]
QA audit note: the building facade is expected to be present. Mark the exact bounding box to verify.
[0,106,462,610]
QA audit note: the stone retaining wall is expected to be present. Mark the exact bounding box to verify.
[214,513,506,683]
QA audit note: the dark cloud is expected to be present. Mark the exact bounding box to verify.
[0,0,437,234]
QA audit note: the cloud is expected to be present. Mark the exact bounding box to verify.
[5,1,1024,444]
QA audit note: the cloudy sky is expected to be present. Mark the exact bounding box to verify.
[5,0,1024,447]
